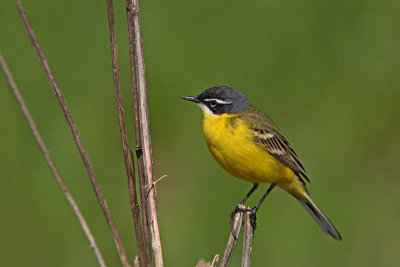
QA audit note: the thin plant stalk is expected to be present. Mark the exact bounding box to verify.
[126,0,153,265]
[104,0,147,265]
[0,53,106,267]
[219,205,245,267]
[241,212,254,267]
[16,1,131,266]
[126,0,164,266]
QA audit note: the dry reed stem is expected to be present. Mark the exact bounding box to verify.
[126,0,163,266]
[219,204,246,267]
[196,255,219,267]
[16,1,131,266]
[0,53,106,267]
[104,0,146,265]
[211,254,220,267]
[126,2,153,265]
[241,212,254,267]
[134,255,140,267]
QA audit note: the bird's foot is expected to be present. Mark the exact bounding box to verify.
[249,208,257,232]
[229,204,251,239]
[229,205,259,238]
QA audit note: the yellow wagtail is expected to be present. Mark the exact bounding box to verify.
[181,85,341,240]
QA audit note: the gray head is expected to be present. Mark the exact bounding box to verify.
[180,85,251,115]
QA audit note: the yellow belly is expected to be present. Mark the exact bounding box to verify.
[202,114,295,185]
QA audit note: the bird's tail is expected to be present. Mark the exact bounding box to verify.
[298,193,342,240]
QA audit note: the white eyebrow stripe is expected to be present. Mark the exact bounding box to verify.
[203,98,232,105]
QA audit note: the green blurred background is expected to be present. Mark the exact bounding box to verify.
[1,0,400,266]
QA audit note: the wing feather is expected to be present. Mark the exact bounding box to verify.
[253,128,310,184]
[238,106,310,184]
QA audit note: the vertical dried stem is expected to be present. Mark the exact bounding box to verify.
[125,1,152,265]
[0,53,106,267]
[16,1,131,266]
[126,1,153,266]
[126,0,164,266]
[104,0,146,265]
[219,204,246,267]
[241,212,254,267]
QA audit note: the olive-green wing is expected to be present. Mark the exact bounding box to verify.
[239,106,310,184]
[253,128,310,183]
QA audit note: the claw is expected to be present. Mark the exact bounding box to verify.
[229,204,251,239]
[249,208,257,232]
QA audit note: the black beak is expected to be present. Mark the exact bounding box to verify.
[180,95,200,103]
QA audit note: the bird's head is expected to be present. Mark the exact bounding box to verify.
[180,85,250,116]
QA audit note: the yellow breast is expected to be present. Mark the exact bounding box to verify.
[202,113,295,184]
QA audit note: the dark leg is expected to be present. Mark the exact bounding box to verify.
[230,183,259,238]
[240,183,259,204]
[230,184,259,218]
[249,183,276,230]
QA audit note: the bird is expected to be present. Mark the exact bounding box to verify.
[180,85,341,240]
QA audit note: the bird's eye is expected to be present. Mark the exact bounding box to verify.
[210,100,218,107]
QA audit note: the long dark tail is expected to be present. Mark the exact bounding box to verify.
[298,194,342,240]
